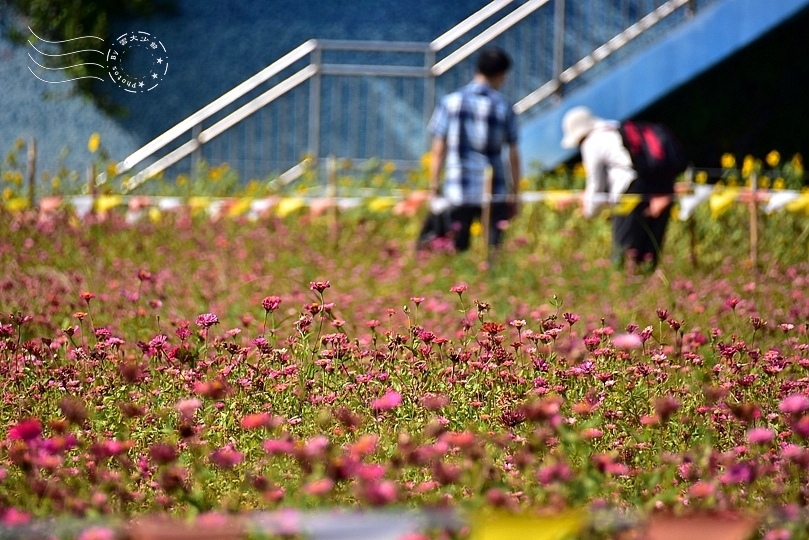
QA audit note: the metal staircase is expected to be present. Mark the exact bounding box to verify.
[109,0,717,191]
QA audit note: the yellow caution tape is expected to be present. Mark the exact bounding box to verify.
[709,187,739,219]
[276,197,305,218]
[95,195,123,213]
[612,194,642,216]
[471,508,587,540]
[367,196,396,213]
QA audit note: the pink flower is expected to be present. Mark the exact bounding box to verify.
[581,428,604,440]
[8,419,42,442]
[1,508,31,526]
[263,438,295,456]
[779,394,809,415]
[309,280,331,293]
[747,427,775,445]
[175,398,202,420]
[420,393,449,411]
[371,390,402,412]
[195,313,219,329]
[449,283,468,294]
[688,481,716,499]
[303,435,331,458]
[209,446,244,469]
[612,333,643,350]
[347,434,379,458]
[358,479,398,506]
[77,526,116,540]
[261,296,282,312]
[563,312,580,326]
[303,478,334,496]
[240,413,272,429]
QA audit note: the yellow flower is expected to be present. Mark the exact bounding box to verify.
[759,176,770,189]
[3,171,23,186]
[519,177,530,191]
[720,153,736,169]
[741,155,755,178]
[470,220,482,237]
[382,161,396,175]
[88,132,101,153]
[695,171,708,184]
[176,174,188,187]
[766,150,780,168]
[210,164,228,181]
[773,177,786,190]
[572,163,586,178]
[792,153,804,175]
[420,152,432,170]
[52,177,61,190]
[245,180,260,196]
[2,187,12,199]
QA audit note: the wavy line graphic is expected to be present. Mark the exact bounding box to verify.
[27,67,105,83]
[27,53,104,71]
[27,27,105,84]
[28,26,103,43]
[28,40,104,57]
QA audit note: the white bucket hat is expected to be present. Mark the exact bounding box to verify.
[560,106,601,149]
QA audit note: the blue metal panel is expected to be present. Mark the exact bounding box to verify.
[519,0,809,170]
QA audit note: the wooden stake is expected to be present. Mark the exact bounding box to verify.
[327,155,338,248]
[749,172,758,268]
[26,138,36,210]
[481,165,493,264]
[688,217,698,268]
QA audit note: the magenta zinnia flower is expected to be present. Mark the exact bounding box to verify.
[747,427,775,445]
[371,390,402,412]
[779,394,809,415]
[195,313,219,329]
[612,333,643,350]
[8,419,42,442]
[240,413,272,430]
[261,296,282,312]
[210,446,244,469]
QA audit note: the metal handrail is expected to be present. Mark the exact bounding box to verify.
[514,0,690,114]
[114,39,318,176]
[123,65,318,191]
[429,0,515,51]
[431,0,551,76]
[317,40,429,53]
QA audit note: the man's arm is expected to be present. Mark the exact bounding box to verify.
[429,136,447,196]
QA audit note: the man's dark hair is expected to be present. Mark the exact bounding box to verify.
[476,48,512,77]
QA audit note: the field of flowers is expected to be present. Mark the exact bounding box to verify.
[1,178,809,538]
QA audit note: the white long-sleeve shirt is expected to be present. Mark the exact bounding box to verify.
[580,120,637,218]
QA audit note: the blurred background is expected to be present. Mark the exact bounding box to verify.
[2,0,809,190]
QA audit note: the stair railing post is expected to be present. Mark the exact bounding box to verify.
[552,0,566,100]
[309,44,322,172]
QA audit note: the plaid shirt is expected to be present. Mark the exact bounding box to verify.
[428,81,518,205]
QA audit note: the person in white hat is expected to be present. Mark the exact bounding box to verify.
[560,106,673,269]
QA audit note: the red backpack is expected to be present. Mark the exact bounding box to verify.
[619,120,688,192]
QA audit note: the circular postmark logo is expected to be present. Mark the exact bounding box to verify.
[107,31,168,93]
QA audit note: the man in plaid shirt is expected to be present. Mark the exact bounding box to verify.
[422,47,521,254]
